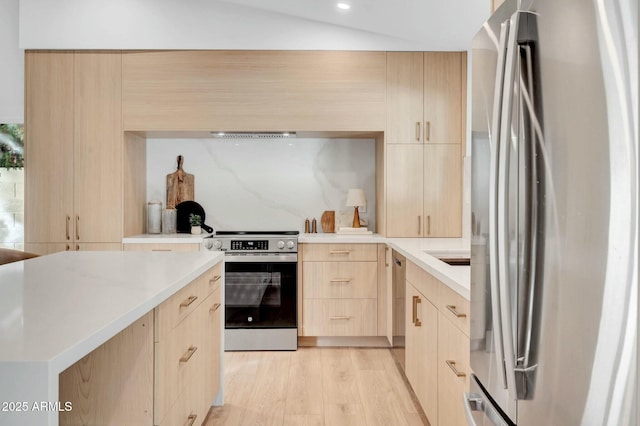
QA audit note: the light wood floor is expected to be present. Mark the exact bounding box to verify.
[204,347,428,426]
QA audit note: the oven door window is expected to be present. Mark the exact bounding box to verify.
[225,261,297,328]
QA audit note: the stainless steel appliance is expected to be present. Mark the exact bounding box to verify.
[466,0,637,424]
[203,231,298,351]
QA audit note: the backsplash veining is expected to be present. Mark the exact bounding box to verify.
[146,138,376,233]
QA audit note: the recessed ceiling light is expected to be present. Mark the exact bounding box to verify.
[337,3,351,10]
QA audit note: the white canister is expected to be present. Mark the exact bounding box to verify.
[162,209,177,234]
[147,200,162,234]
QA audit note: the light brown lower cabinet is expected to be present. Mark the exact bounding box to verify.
[404,260,470,426]
[301,243,379,337]
[58,263,223,426]
[405,282,439,423]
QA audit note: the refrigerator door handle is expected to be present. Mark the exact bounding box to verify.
[497,9,523,397]
[488,18,511,390]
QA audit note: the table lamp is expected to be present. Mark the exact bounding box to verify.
[346,188,366,228]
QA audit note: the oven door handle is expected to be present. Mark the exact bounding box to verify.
[225,253,298,263]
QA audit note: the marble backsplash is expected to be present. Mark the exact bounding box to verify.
[146,138,376,233]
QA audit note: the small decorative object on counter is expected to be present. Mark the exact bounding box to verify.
[147,200,162,234]
[311,218,318,233]
[321,210,335,233]
[189,213,202,235]
[305,218,310,233]
[162,208,177,234]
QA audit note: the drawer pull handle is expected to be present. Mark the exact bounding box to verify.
[446,305,467,318]
[415,121,421,141]
[330,278,351,283]
[66,215,71,240]
[446,360,466,377]
[180,295,198,308]
[330,316,351,320]
[184,413,197,426]
[210,303,221,313]
[329,250,351,254]
[75,215,80,241]
[179,346,198,363]
[412,295,422,326]
[425,121,431,141]
[210,275,222,283]
[151,249,171,251]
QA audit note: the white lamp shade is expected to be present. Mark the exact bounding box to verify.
[346,188,366,207]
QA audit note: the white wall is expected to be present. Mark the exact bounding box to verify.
[146,138,376,233]
[1,0,24,123]
[19,0,430,51]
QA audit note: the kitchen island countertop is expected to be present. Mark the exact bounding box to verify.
[0,250,224,426]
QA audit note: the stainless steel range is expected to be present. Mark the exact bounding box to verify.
[203,231,298,351]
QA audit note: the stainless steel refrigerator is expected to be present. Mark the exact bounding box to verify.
[465,0,637,424]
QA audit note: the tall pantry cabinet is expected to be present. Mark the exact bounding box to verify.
[25,51,126,254]
[384,52,464,237]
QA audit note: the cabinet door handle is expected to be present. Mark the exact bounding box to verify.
[385,247,389,267]
[446,360,466,377]
[446,304,467,318]
[427,215,431,236]
[180,295,198,308]
[330,316,351,320]
[329,250,351,255]
[66,215,71,240]
[425,121,431,141]
[210,275,222,283]
[179,346,198,363]
[210,303,221,313]
[418,216,421,235]
[65,244,70,251]
[75,215,80,241]
[184,414,197,426]
[330,278,351,283]
[415,122,421,141]
[75,244,80,251]
[412,295,422,327]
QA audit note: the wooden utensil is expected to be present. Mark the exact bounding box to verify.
[166,155,195,209]
[321,211,335,233]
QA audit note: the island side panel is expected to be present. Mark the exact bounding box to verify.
[0,362,59,426]
[59,311,154,426]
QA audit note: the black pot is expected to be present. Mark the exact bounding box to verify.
[175,201,214,233]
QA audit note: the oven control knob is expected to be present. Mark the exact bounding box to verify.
[204,239,214,250]
[286,240,295,249]
[213,240,223,250]
[277,240,285,249]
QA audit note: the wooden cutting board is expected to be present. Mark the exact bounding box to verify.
[321,211,335,233]
[166,155,194,209]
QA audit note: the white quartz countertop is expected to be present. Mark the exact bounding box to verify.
[386,238,470,300]
[0,250,224,370]
[298,233,386,243]
[122,233,213,244]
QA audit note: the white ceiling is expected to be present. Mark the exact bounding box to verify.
[217,0,490,50]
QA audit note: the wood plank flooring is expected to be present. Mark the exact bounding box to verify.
[205,347,428,426]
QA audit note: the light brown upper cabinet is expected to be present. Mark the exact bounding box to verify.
[386,52,465,144]
[122,51,386,132]
[386,144,424,237]
[25,51,125,253]
[423,144,462,237]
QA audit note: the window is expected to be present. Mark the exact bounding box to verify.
[0,123,24,250]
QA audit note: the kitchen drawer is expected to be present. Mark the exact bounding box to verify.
[438,313,470,426]
[155,274,207,340]
[303,299,377,336]
[158,377,203,426]
[302,243,377,262]
[123,243,201,252]
[406,260,439,305]
[155,303,204,423]
[202,263,223,297]
[303,261,377,299]
[438,282,470,337]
